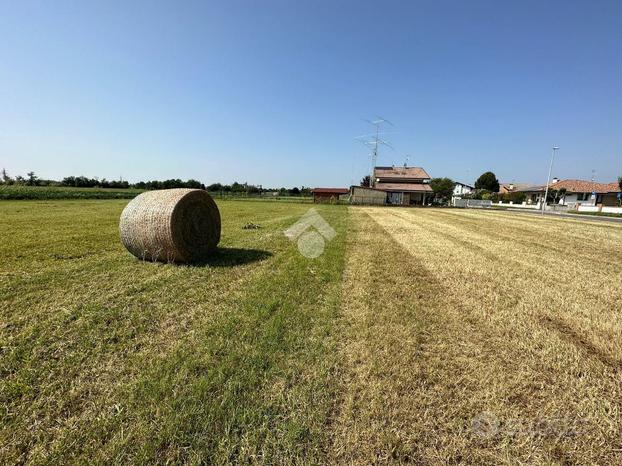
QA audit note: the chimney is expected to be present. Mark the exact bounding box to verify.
[509,183,514,190]
[552,177,559,184]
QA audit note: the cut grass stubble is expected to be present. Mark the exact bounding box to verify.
[2,200,622,464]
[330,207,622,464]
[0,200,348,464]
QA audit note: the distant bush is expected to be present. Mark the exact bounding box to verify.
[2,169,312,200]
[62,177,205,190]
[207,183,224,191]
[0,185,142,200]
[500,191,526,204]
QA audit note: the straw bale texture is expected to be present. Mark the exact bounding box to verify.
[119,189,220,263]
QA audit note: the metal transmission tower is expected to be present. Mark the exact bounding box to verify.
[355,117,394,188]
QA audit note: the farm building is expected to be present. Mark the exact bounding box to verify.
[348,186,387,205]
[311,187,349,203]
[518,179,622,208]
[372,166,433,205]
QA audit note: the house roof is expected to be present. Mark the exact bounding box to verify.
[374,166,430,179]
[499,182,534,192]
[455,181,474,188]
[603,182,621,193]
[374,182,433,193]
[312,187,349,194]
[517,179,621,194]
[350,185,386,192]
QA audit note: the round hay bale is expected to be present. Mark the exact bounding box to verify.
[119,188,221,263]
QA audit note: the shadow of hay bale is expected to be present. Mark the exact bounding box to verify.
[187,247,272,267]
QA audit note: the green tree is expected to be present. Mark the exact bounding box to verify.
[548,187,567,204]
[184,179,204,189]
[207,183,223,192]
[474,171,500,192]
[231,182,245,192]
[1,168,11,184]
[430,177,455,203]
[26,171,38,186]
[360,175,370,187]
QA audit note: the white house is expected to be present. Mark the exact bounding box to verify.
[452,181,474,205]
[517,178,621,208]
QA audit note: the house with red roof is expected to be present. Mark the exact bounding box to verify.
[371,165,433,205]
[517,178,621,208]
[313,165,433,206]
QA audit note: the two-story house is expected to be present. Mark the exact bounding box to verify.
[373,165,433,205]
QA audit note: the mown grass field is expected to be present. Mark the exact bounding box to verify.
[1,200,348,464]
[2,200,622,464]
[567,210,622,218]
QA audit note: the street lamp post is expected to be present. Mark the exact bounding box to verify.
[590,169,598,205]
[542,146,559,215]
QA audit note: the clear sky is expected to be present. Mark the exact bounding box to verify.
[1,0,621,187]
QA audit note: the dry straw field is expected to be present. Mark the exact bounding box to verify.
[1,200,621,464]
[335,207,622,464]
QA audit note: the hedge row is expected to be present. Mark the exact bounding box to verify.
[0,185,143,200]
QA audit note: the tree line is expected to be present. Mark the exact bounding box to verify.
[203,182,311,196]
[0,169,311,196]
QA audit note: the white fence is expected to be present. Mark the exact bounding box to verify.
[577,205,622,214]
[577,205,600,213]
[496,201,538,210]
[454,199,493,208]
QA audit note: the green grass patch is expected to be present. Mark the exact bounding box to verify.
[566,209,622,218]
[0,185,144,200]
[0,199,348,464]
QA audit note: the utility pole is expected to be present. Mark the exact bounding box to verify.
[542,146,559,215]
[591,169,596,205]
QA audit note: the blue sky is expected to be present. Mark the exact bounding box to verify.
[1,0,621,187]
